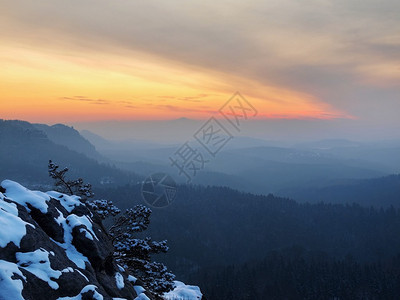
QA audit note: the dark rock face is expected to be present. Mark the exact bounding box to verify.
[27,199,65,243]
[0,180,151,300]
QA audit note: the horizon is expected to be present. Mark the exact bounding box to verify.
[2,117,399,143]
[1,0,399,135]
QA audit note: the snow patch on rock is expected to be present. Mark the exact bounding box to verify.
[0,180,202,299]
[0,260,26,300]
[0,199,34,248]
[163,281,202,300]
[135,294,150,300]
[67,214,98,241]
[115,272,125,290]
[2,180,50,213]
[57,285,104,300]
[53,207,89,269]
[133,285,146,295]
[75,269,89,282]
[46,191,82,213]
[128,274,137,284]
[16,248,62,290]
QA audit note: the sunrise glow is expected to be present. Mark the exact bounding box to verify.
[1,0,399,125]
[0,40,347,123]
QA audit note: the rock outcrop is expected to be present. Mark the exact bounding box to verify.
[0,180,154,300]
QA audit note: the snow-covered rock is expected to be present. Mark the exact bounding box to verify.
[163,281,202,300]
[0,180,143,299]
[0,180,202,300]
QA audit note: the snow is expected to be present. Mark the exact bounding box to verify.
[57,285,104,300]
[0,199,34,248]
[117,264,125,272]
[46,191,82,212]
[2,180,50,213]
[163,281,202,300]
[60,267,89,282]
[67,214,98,241]
[0,180,199,300]
[0,260,26,300]
[134,294,150,300]
[75,269,89,282]
[80,228,94,240]
[61,267,74,274]
[54,208,65,225]
[115,272,124,289]
[133,285,146,295]
[131,283,150,300]
[128,275,137,284]
[38,200,93,269]
[55,233,89,269]
[16,248,62,290]
[53,208,89,269]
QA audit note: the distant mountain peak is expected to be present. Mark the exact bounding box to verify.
[34,123,102,159]
[171,117,195,122]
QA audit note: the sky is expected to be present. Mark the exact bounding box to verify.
[0,0,399,139]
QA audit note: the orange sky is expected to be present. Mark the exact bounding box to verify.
[1,0,398,124]
[0,42,348,123]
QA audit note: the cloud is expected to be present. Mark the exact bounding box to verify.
[60,96,137,107]
[147,103,215,115]
[157,94,213,103]
[1,0,400,124]
[60,96,109,105]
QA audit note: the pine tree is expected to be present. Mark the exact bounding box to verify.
[48,160,94,200]
[109,205,175,295]
[48,160,175,296]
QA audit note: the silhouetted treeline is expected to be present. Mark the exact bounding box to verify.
[193,248,400,299]
[283,174,400,208]
[96,185,400,281]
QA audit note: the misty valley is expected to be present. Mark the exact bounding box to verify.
[0,119,399,299]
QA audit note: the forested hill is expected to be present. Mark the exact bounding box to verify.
[0,120,140,187]
[96,184,400,279]
[34,123,102,160]
[194,248,400,299]
[281,174,400,208]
